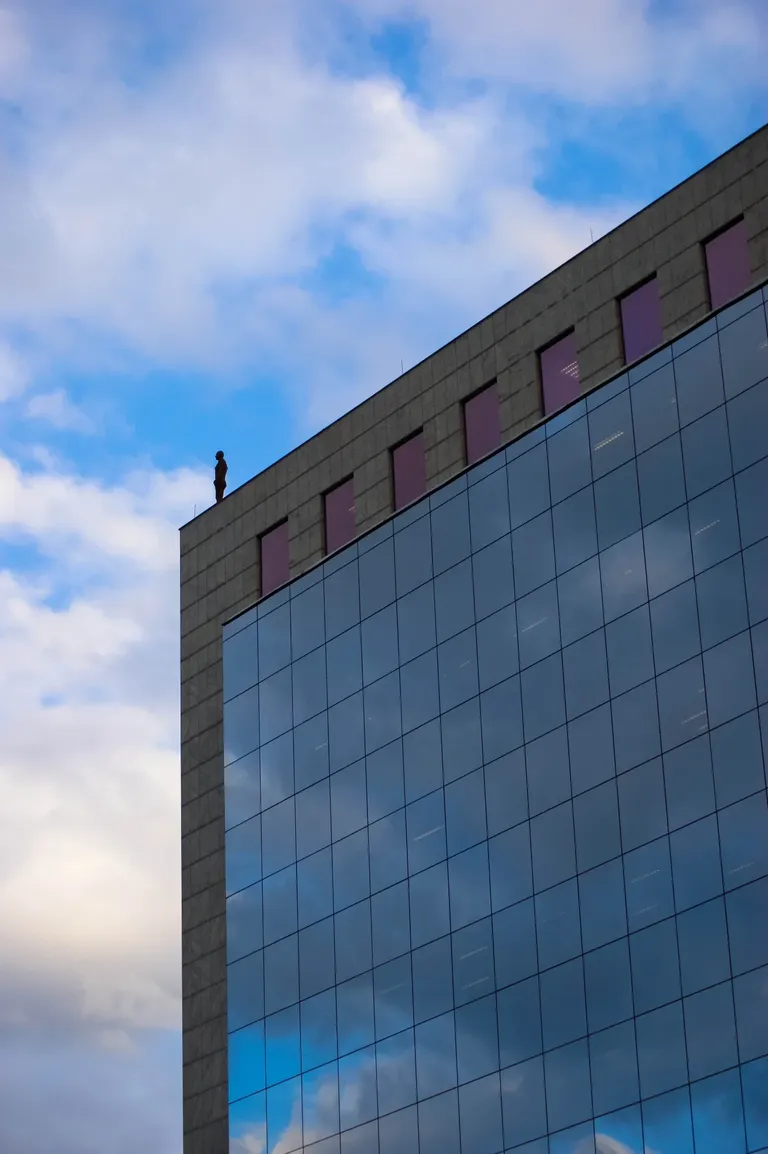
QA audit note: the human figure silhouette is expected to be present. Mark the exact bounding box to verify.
[214,451,228,503]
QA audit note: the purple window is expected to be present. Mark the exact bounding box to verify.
[540,332,581,415]
[261,521,289,597]
[325,478,356,554]
[620,277,663,364]
[393,431,427,510]
[465,384,501,466]
[705,219,751,311]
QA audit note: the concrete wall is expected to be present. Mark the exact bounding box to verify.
[179,123,768,1153]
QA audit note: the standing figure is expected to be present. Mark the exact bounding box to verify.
[214,451,228,503]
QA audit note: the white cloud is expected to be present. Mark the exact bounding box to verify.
[25,388,96,433]
[0,341,31,402]
[0,454,208,1043]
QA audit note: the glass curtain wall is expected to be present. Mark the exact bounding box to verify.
[223,285,768,1154]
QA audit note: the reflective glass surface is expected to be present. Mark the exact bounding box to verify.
[225,293,768,1154]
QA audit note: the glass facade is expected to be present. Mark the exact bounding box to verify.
[223,285,768,1154]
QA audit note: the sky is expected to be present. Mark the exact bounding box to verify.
[0,0,766,1151]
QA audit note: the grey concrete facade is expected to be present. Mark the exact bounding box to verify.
[179,123,768,1154]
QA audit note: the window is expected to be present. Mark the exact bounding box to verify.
[705,219,751,310]
[393,432,427,510]
[464,383,501,465]
[325,478,356,554]
[261,521,289,596]
[620,277,663,364]
[540,332,580,415]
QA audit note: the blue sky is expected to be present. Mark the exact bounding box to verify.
[0,0,766,1151]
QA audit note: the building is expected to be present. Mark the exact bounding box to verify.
[180,124,768,1154]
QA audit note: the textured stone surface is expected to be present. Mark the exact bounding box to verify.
[179,123,768,1153]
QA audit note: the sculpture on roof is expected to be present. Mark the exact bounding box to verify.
[214,451,228,503]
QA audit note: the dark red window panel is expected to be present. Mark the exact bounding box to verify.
[393,431,427,511]
[540,332,581,416]
[325,478,356,554]
[620,277,663,364]
[705,219,751,311]
[465,384,501,466]
[261,521,289,597]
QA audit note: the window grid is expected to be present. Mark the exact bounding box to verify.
[225,293,768,1154]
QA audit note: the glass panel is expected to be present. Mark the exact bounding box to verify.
[418,1090,460,1154]
[452,916,495,1006]
[642,1087,694,1154]
[734,967,768,1063]
[431,491,470,576]
[684,982,738,1080]
[644,505,693,599]
[585,938,633,1033]
[558,556,604,646]
[548,415,592,504]
[636,1002,688,1098]
[508,443,550,530]
[359,537,396,621]
[484,749,527,836]
[675,333,725,426]
[690,1068,747,1154]
[544,1039,592,1132]
[517,581,560,669]
[590,1024,639,1117]
[568,703,615,795]
[594,460,641,551]
[718,292,768,398]
[677,897,731,995]
[513,511,556,599]
[630,918,680,1014]
[637,434,686,526]
[396,582,436,665]
[573,781,621,872]
[631,361,678,452]
[650,579,701,674]
[469,466,510,551]
[434,558,474,642]
[530,802,575,892]
[681,407,733,500]
[618,759,668,852]
[589,390,635,478]
[535,878,581,969]
[472,535,515,621]
[726,877,768,975]
[663,734,715,830]
[727,378,768,472]
[371,880,410,965]
[501,1057,547,1146]
[291,582,325,660]
[710,710,765,807]
[624,837,674,931]
[476,604,518,689]
[606,604,654,696]
[540,958,587,1049]
[455,994,499,1081]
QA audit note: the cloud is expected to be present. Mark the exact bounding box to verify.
[0,340,31,402]
[0,0,762,439]
[0,451,207,1154]
[25,388,97,432]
